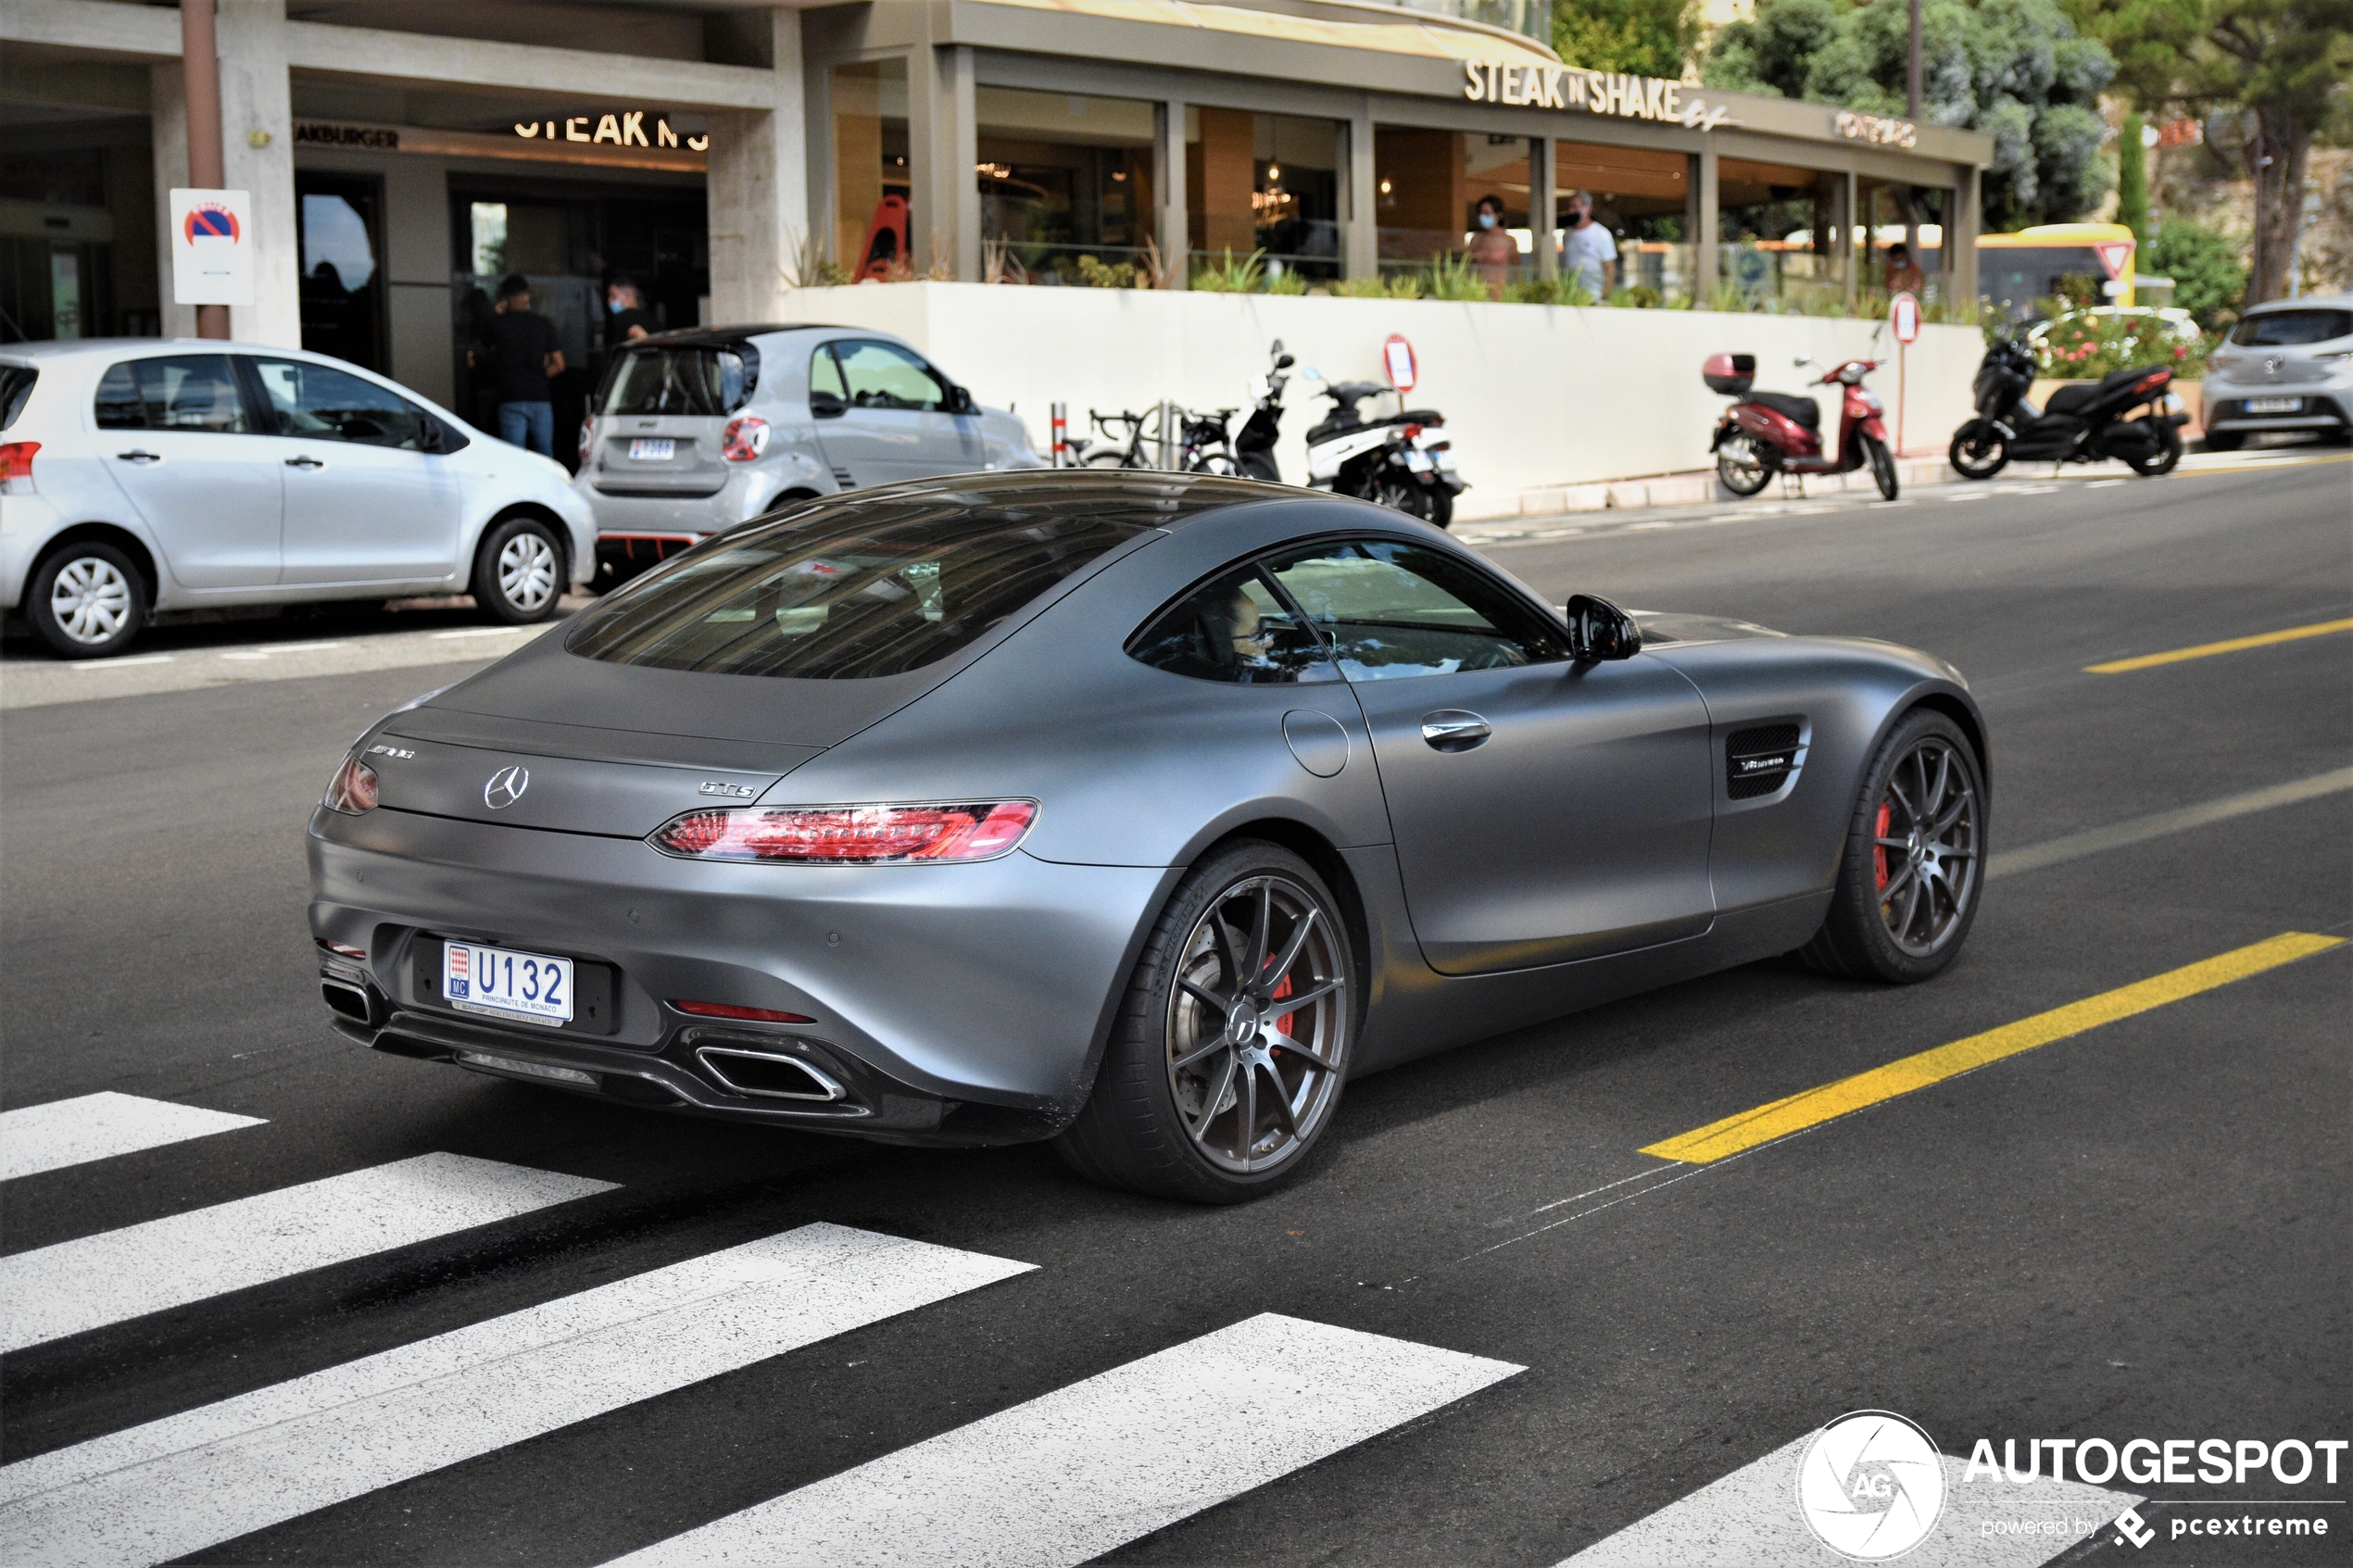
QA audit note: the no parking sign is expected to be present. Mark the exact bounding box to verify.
[1890,290,1920,345]
[170,188,254,307]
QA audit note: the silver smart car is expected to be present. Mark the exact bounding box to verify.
[573,324,1042,585]
[311,472,1991,1203]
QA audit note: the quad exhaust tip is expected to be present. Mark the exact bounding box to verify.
[694,1046,846,1102]
[321,978,379,1025]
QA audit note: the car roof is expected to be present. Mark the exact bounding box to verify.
[740,469,1362,533]
[621,324,891,350]
[2245,293,2353,313]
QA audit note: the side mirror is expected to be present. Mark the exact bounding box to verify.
[1793,354,1816,369]
[810,389,847,419]
[1275,353,1296,370]
[1563,593,1641,662]
[1270,338,1286,356]
[945,384,976,414]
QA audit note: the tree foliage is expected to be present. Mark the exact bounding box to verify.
[1552,0,1705,79]
[1704,0,2120,228]
[2118,112,2149,239]
[2145,215,2249,326]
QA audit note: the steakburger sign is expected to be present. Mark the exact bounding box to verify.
[1463,61,1736,132]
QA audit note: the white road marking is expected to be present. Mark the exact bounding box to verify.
[0,1152,612,1351]
[219,640,348,660]
[1560,1433,2140,1567]
[1989,766,2353,880]
[0,1224,1033,1568]
[0,1093,264,1182]
[613,1312,1521,1568]
[2087,478,2128,487]
[65,655,175,670]
[430,625,535,639]
[1945,493,1993,503]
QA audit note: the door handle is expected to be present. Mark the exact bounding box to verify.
[284,455,325,470]
[115,450,161,464]
[1420,710,1491,751]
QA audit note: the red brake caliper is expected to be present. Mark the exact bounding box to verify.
[1873,799,1893,894]
[1271,972,1295,1051]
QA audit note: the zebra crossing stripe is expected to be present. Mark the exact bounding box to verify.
[0,1223,1033,1568]
[0,1092,264,1182]
[0,1151,613,1352]
[610,1311,1522,1568]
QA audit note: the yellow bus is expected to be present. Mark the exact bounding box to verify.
[1979,222,2138,318]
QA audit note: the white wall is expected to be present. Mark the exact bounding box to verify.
[776,282,1983,499]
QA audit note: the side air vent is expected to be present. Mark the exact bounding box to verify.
[1727,722,1802,799]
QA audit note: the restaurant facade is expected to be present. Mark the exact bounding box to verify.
[6,0,1990,459]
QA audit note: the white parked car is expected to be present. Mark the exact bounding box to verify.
[573,325,1041,585]
[0,340,595,659]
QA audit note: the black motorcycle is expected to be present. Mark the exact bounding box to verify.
[1949,335,2187,480]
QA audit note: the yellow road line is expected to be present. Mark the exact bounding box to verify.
[2086,618,2353,674]
[1641,933,2344,1164]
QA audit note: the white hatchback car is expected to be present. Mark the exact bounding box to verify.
[0,339,595,658]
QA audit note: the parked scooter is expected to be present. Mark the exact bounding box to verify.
[1707,351,1901,501]
[1233,340,1467,527]
[1948,334,2185,479]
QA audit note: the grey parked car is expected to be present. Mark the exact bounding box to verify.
[573,324,1041,585]
[2201,292,2353,448]
[310,471,1989,1203]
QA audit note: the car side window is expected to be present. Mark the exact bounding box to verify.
[833,340,946,412]
[1265,538,1570,681]
[809,344,849,406]
[250,358,434,450]
[1128,564,1339,685]
[92,355,253,433]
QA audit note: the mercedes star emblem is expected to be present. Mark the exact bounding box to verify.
[484,765,531,809]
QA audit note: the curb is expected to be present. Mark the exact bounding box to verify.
[1455,455,1962,521]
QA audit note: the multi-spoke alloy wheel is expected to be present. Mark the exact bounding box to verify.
[1165,874,1348,1174]
[28,543,147,659]
[1056,841,1355,1201]
[1800,709,1986,984]
[1869,736,1977,958]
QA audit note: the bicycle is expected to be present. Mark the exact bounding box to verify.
[1077,409,1154,470]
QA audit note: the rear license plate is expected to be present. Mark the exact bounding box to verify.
[442,941,573,1027]
[628,438,675,461]
[2244,397,2301,414]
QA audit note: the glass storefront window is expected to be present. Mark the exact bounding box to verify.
[300,179,384,371]
[1372,129,1531,293]
[978,88,1155,285]
[1187,110,1343,282]
[1554,142,1690,300]
[835,60,911,280]
[1718,157,1838,308]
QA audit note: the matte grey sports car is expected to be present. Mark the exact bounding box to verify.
[308,471,1989,1202]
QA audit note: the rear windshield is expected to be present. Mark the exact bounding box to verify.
[596,343,759,417]
[0,364,34,430]
[567,493,1148,679]
[2231,309,2353,346]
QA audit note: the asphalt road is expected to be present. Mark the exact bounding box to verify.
[2,455,2347,1566]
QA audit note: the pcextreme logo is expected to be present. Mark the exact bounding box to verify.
[1796,1411,1947,1560]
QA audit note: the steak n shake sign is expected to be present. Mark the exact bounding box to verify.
[1463,61,1736,132]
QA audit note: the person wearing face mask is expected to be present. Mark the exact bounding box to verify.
[605,276,657,344]
[1466,194,1517,297]
[1558,191,1617,302]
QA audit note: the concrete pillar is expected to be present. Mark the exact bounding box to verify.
[1530,135,1557,281]
[1947,168,1981,308]
[1687,148,1718,303]
[1839,170,1860,309]
[216,0,299,347]
[150,64,197,340]
[1156,99,1188,287]
[708,9,809,317]
[909,43,977,281]
[1344,108,1377,281]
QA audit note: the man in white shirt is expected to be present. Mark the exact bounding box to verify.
[1559,191,1618,300]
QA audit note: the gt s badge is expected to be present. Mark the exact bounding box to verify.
[698,781,756,798]
[484,766,531,809]
[368,744,415,759]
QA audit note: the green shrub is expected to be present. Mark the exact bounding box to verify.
[2144,218,2247,331]
[1609,283,1665,308]
[1265,267,1308,295]
[1075,255,1139,288]
[1189,248,1265,293]
[1421,253,1491,302]
[2034,310,2212,378]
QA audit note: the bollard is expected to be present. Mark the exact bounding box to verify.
[1157,401,1176,470]
[1051,403,1068,467]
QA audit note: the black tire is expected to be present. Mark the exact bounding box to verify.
[1054,840,1356,1203]
[25,541,148,659]
[2125,424,2183,476]
[2200,430,2244,452]
[471,513,565,625]
[1370,471,1437,521]
[1865,435,1900,499]
[1716,435,1772,496]
[1948,420,2009,480]
[1428,486,1454,530]
[1798,709,1985,985]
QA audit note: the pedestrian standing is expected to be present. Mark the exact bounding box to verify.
[1466,194,1517,299]
[605,276,659,344]
[484,274,563,457]
[1882,243,1927,296]
[1559,191,1617,302]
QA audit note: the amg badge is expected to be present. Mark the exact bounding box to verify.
[698,781,756,798]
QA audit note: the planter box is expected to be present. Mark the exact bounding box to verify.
[2028,378,2204,439]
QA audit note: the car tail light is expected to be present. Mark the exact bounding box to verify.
[722,415,771,462]
[578,417,595,466]
[324,755,378,814]
[669,1000,815,1022]
[0,441,38,495]
[649,800,1038,864]
[316,938,367,960]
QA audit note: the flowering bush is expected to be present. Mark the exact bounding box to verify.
[2033,311,2213,380]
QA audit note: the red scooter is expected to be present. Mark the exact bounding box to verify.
[1705,352,1901,500]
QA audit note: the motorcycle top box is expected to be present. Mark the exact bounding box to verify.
[1702,353,1757,396]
